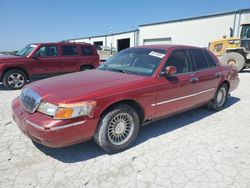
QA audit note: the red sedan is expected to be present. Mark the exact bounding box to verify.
[12,45,239,153]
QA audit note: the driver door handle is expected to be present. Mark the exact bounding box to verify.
[190,77,198,84]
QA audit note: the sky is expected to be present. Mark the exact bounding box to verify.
[0,0,249,51]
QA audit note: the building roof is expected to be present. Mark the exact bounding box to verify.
[139,8,250,27]
[64,29,139,42]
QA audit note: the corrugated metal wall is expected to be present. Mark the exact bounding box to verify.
[70,31,139,52]
[139,10,250,48]
[68,10,250,49]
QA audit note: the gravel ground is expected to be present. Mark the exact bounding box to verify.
[0,71,250,188]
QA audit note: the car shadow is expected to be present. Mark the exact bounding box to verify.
[34,96,240,163]
[0,83,8,91]
[240,70,250,73]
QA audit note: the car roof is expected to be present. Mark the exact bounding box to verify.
[133,44,202,51]
[33,42,93,46]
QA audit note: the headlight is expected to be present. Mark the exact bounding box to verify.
[37,102,58,116]
[55,101,96,119]
[37,101,96,119]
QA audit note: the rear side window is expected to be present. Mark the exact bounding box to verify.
[81,46,93,55]
[164,49,194,74]
[203,51,217,67]
[62,46,78,56]
[190,49,209,70]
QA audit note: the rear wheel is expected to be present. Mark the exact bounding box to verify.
[220,52,245,72]
[80,65,93,71]
[94,104,140,153]
[207,84,228,111]
[3,69,27,90]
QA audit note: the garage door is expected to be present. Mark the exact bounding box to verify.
[143,37,172,45]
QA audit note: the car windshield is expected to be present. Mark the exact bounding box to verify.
[98,48,166,76]
[16,44,38,56]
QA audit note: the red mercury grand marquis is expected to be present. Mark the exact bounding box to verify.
[12,45,239,153]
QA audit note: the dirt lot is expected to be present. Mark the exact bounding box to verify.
[0,70,250,188]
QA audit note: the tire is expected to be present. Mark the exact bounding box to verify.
[2,69,27,90]
[80,65,93,71]
[207,84,228,111]
[94,104,140,153]
[220,52,245,72]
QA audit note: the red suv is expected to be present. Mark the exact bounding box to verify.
[0,42,100,89]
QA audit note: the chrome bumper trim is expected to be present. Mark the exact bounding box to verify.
[25,120,86,131]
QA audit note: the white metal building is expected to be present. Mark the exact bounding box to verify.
[66,9,250,51]
[139,9,250,47]
[68,30,139,52]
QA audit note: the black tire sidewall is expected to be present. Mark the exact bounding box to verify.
[80,66,92,71]
[209,84,228,110]
[94,104,140,153]
[3,69,27,90]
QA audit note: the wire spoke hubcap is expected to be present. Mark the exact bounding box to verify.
[108,113,134,146]
[7,73,24,88]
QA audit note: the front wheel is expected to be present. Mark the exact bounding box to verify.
[2,69,27,90]
[207,84,228,111]
[94,104,140,153]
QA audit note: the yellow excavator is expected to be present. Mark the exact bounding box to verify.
[209,24,250,71]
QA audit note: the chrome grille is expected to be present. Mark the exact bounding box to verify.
[19,88,41,113]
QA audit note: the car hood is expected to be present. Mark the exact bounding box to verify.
[0,55,28,62]
[28,70,148,104]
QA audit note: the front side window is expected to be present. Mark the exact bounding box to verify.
[163,49,194,74]
[81,46,93,55]
[36,46,58,57]
[241,25,250,39]
[190,49,209,70]
[98,48,166,76]
[62,46,78,56]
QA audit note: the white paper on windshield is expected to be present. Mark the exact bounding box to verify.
[149,51,165,59]
[30,44,38,48]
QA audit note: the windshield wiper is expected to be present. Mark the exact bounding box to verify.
[108,68,127,74]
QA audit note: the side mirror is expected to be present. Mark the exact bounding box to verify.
[161,66,177,77]
[33,52,40,59]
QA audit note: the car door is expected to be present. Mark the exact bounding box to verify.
[79,45,98,68]
[30,45,62,80]
[153,49,199,118]
[189,49,221,106]
[56,45,79,73]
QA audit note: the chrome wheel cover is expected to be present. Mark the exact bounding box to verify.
[107,113,134,145]
[217,87,227,107]
[7,73,24,88]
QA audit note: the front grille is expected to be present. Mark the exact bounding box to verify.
[19,88,41,113]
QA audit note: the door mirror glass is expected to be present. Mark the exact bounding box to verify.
[165,66,176,76]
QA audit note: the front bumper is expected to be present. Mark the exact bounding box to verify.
[0,66,3,82]
[12,97,99,148]
[229,78,240,93]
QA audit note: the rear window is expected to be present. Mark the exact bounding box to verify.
[62,46,78,56]
[190,49,209,70]
[203,51,217,67]
[81,46,93,55]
